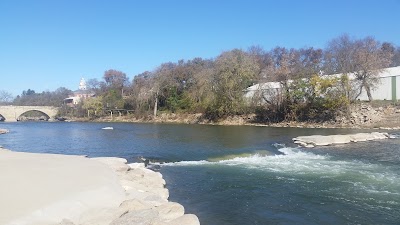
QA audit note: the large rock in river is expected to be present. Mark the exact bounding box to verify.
[293,132,389,147]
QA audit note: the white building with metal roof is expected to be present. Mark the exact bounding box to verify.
[245,66,400,102]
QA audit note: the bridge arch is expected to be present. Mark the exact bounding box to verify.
[17,110,51,121]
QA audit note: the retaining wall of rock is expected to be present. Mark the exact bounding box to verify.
[58,157,200,225]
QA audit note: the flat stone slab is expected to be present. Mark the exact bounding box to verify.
[0,151,125,225]
[293,132,389,147]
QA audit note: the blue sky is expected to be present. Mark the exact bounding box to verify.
[1,0,400,96]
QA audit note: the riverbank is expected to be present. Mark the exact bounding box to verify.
[72,103,400,130]
[0,148,200,225]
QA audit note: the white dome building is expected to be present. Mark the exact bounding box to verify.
[79,78,87,90]
[63,78,95,106]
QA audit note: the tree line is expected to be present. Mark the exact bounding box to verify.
[2,34,400,122]
[122,34,400,122]
[0,88,72,106]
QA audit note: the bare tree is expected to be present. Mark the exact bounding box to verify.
[263,47,302,82]
[352,37,393,101]
[129,71,155,113]
[324,34,356,74]
[391,46,400,67]
[151,63,176,117]
[86,78,101,90]
[0,90,13,104]
[296,47,324,78]
[103,69,129,94]
[247,45,267,80]
[324,34,393,101]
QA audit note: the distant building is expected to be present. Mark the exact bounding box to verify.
[64,78,95,106]
[351,67,400,101]
[245,66,400,103]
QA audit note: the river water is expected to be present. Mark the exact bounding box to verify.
[1,122,399,225]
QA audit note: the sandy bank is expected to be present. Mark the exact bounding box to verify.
[0,150,200,225]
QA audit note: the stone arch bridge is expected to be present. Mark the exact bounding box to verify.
[0,106,59,122]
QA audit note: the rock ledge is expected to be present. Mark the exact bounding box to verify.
[59,158,200,225]
[293,132,390,148]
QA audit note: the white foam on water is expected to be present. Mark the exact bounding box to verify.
[160,147,377,175]
[160,146,400,199]
[214,147,338,175]
[160,147,343,176]
[388,133,400,139]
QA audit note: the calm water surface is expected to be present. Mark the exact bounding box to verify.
[1,122,399,225]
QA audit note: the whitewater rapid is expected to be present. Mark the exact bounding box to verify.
[157,145,400,208]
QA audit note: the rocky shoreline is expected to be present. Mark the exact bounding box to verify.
[82,157,200,225]
[3,103,400,130]
[0,148,199,225]
[59,103,400,130]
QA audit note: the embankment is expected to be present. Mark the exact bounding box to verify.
[0,149,200,225]
[69,103,400,130]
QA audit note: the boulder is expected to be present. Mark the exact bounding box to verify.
[84,156,196,225]
[120,168,166,188]
[154,202,185,221]
[166,214,200,225]
[110,209,161,225]
[119,199,152,212]
[78,207,127,225]
[120,179,169,200]
[125,189,169,206]
[143,193,169,206]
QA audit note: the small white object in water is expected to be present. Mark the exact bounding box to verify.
[102,127,114,130]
